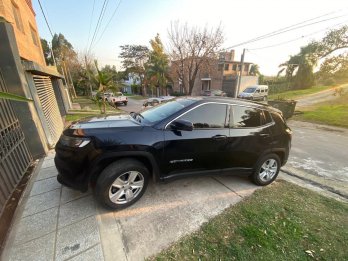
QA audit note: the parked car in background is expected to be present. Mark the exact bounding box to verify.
[202,89,227,97]
[143,96,175,108]
[107,92,128,106]
[55,97,292,210]
[238,85,269,101]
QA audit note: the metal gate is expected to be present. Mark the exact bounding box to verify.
[32,75,63,146]
[0,73,32,215]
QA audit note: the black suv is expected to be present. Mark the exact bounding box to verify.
[55,97,292,209]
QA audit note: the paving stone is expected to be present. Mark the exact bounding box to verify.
[22,189,61,217]
[45,151,56,160]
[41,158,55,169]
[13,208,58,245]
[30,177,61,197]
[35,166,58,181]
[55,216,100,261]
[69,244,104,261]
[58,195,96,228]
[7,232,55,261]
[60,186,90,204]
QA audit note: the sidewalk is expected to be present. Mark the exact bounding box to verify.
[1,152,259,261]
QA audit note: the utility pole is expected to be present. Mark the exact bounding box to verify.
[85,55,93,97]
[235,48,245,98]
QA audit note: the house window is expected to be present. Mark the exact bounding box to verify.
[232,64,237,71]
[224,64,229,71]
[11,1,24,32]
[238,65,241,71]
[30,25,39,46]
[244,65,249,72]
[218,64,223,71]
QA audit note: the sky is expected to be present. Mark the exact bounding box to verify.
[32,0,348,75]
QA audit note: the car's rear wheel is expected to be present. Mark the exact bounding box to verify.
[251,154,280,186]
[95,159,149,209]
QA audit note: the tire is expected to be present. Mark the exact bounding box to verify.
[123,101,128,106]
[95,159,149,209]
[251,154,280,186]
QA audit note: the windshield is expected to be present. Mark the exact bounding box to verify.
[140,98,196,123]
[243,87,256,93]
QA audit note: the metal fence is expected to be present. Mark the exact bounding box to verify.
[0,72,32,215]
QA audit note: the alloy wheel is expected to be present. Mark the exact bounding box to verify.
[258,159,278,182]
[108,171,144,204]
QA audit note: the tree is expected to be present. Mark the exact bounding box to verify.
[278,26,348,89]
[318,53,348,82]
[146,34,170,96]
[40,38,53,65]
[278,43,318,89]
[119,45,150,95]
[93,60,113,114]
[249,64,261,76]
[167,22,224,95]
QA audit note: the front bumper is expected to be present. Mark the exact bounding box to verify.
[54,139,93,192]
[55,154,89,192]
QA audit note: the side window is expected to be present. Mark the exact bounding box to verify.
[179,103,229,129]
[263,110,273,125]
[231,106,262,128]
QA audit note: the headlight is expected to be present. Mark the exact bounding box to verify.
[60,135,91,148]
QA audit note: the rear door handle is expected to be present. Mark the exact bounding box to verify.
[212,134,227,140]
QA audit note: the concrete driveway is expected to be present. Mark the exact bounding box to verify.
[2,152,259,261]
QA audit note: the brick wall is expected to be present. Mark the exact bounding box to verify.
[0,0,45,66]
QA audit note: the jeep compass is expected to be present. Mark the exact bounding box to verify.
[55,97,292,209]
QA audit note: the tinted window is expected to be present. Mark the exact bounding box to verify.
[263,110,273,125]
[231,106,262,128]
[179,103,228,129]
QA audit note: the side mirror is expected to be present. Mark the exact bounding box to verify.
[169,119,193,131]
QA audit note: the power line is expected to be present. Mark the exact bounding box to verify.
[91,0,123,50]
[223,11,348,50]
[248,20,348,51]
[86,0,96,52]
[87,0,109,54]
[37,0,54,38]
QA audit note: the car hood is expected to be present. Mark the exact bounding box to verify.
[69,114,140,129]
[238,92,252,97]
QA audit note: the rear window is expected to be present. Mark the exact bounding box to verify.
[231,105,262,128]
[263,110,273,124]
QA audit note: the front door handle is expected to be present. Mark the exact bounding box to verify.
[212,134,227,140]
[259,133,270,137]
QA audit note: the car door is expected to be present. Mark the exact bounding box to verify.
[223,105,273,170]
[162,103,230,177]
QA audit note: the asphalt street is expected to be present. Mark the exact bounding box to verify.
[284,120,348,197]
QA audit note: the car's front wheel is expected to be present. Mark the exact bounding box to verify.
[251,154,280,186]
[95,159,149,209]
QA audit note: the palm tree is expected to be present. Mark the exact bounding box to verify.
[93,60,113,114]
[249,64,261,76]
[0,92,32,102]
